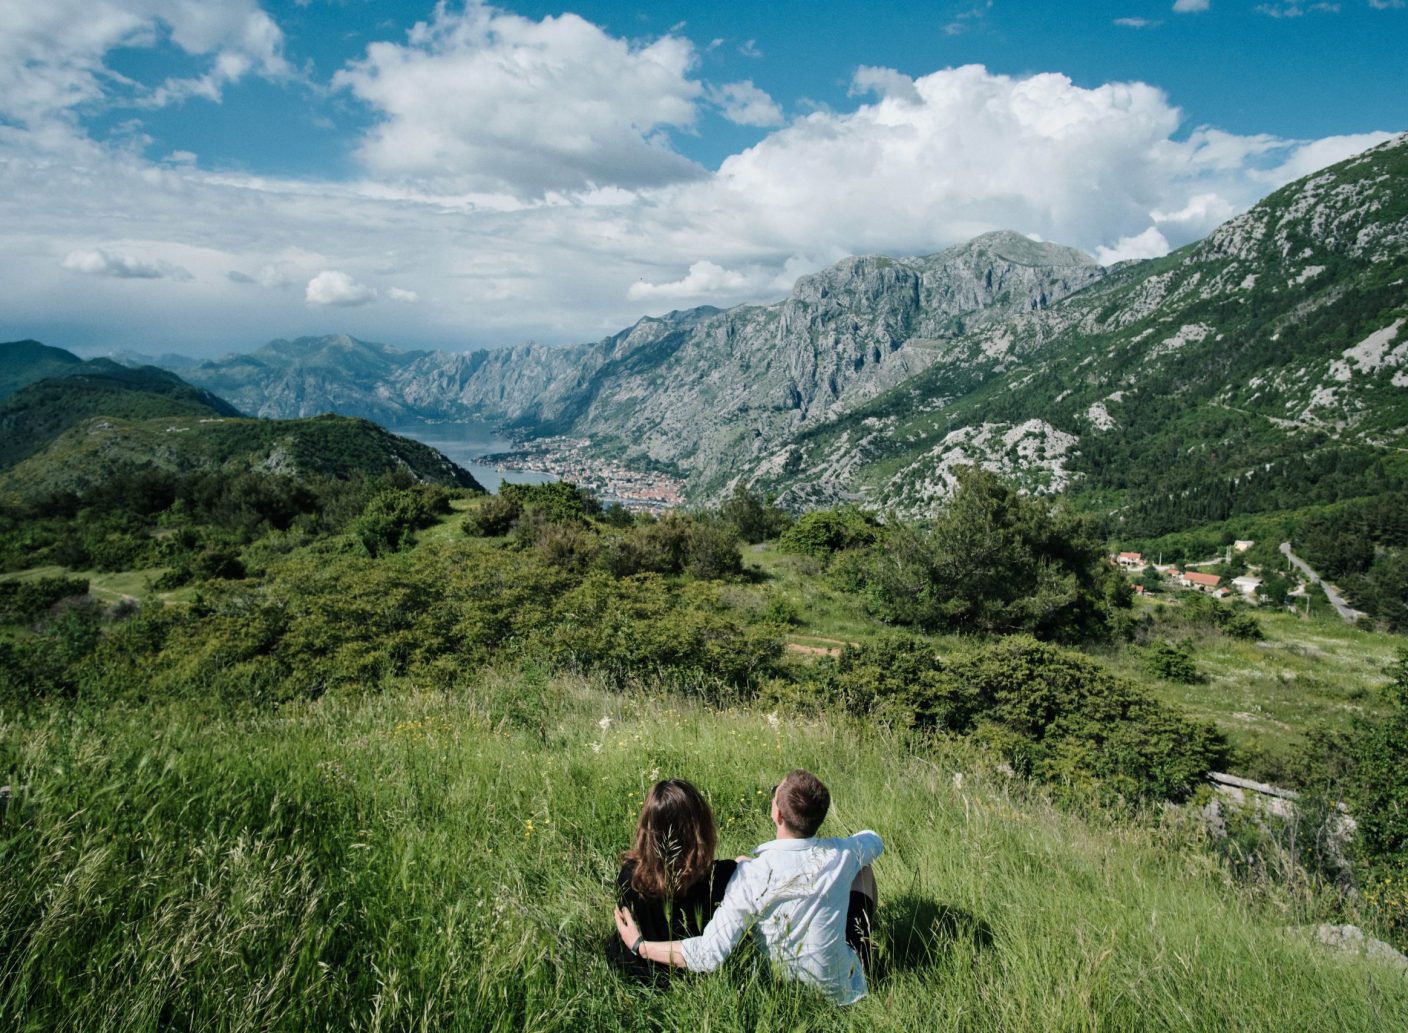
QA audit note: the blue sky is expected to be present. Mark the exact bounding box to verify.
[1,0,1404,357]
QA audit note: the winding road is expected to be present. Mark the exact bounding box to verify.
[1279,542,1368,624]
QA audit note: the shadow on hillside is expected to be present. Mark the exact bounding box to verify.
[875,894,994,976]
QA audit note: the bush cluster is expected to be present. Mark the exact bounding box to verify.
[813,635,1228,802]
[0,575,90,624]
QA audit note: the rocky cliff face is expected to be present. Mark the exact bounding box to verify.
[166,135,1408,520]
[544,231,1105,487]
[747,134,1408,519]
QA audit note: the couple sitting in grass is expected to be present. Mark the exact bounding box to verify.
[608,770,884,1005]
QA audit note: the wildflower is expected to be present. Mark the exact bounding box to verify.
[590,741,603,754]
[524,820,535,838]
[598,716,613,733]
[767,712,780,730]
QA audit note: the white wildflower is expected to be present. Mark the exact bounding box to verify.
[598,715,613,733]
[590,742,602,754]
[952,772,965,789]
[767,712,781,730]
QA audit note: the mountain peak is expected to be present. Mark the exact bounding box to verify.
[944,231,1099,269]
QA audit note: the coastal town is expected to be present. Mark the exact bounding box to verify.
[482,436,685,512]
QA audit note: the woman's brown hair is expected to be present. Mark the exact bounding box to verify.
[622,779,717,899]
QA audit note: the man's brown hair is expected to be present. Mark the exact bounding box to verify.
[776,769,830,837]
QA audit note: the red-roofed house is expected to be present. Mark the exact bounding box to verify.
[1116,551,1144,569]
[1181,571,1223,593]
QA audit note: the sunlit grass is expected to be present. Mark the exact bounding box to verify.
[2,672,1405,1031]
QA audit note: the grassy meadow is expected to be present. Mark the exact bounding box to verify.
[3,670,1408,1032]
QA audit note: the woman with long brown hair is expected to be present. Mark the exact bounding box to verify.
[607,779,737,982]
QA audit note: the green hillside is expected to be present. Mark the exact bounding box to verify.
[3,484,1406,1030]
[752,136,1408,532]
[0,361,245,471]
[0,339,84,398]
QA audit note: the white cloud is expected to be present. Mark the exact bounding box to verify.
[306,270,376,307]
[1256,2,1340,15]
[0,6,1401,359]
[333,1,704,197]
[738,39,762,58]
[387,287,420,303]
[850,66,922,103]
[1369,0,1405,8]
[628,261,759,302]
[1095,227,1171,265]
[708,80,784,127]
[0,1,289,131]
[1172,0,1210,12]
[62,247,191,280]
[1114,18,1160,28]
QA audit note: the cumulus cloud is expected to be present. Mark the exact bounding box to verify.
[628,261,759,301]
[333,1,704,197]
[0,5,1400,358]
[1095,227,1171,265]
[305,270,376,307]
[62,247,191,280]
[1172,0,1210,11]
[0,0,289,131]
[708,81,785,127]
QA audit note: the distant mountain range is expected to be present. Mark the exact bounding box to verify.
[44,134,1408,527]
[0,343,482,498]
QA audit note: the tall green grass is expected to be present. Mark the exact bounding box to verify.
[2,672,1405,1031]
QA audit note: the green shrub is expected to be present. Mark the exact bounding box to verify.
[1144,641,1200,683]
[820,635,1226,802]
[351,486,447,557]
[778,507,878,558]
[718,484,793,543]
[500,481,600,524]
[0,576,90,624]
[464,494,521,536]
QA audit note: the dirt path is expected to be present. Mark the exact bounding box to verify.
[1279,542,1368,624]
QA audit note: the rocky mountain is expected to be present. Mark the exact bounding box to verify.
[164,334,429,422]
[147,135,1408,525]
[746,134,1408,526]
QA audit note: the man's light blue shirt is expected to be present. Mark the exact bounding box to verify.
[679,830,884,1004]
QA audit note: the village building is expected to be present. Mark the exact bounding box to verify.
[1115,551,1144,569]
[1231,575,1263,599]
[1233,539,1255,553]
[1181,571,1223,594]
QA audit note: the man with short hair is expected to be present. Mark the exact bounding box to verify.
[613,769,883,1005]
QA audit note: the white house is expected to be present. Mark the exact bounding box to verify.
[1231,575,1262,599]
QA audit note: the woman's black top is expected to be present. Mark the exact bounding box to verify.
[606,859,737,983]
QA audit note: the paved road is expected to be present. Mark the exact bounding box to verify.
[1279,542,1369,624]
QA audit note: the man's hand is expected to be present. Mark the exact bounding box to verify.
[614,906,640,947]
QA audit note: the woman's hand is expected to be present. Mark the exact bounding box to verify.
[614,906,640,946]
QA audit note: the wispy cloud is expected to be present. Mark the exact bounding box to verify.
[943,1,994,36]
[1255,1,1340,15]
[708,80,785,127]
[1172,0,1210,12]
[62,248,191,280]
[1114,17,1161,27]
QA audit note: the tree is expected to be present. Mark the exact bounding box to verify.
[860,467,1129,641]
[718,484,792,543]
